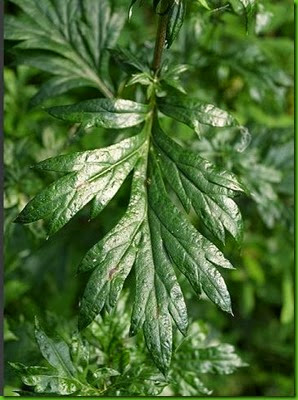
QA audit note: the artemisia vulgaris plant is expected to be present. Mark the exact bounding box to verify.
[4,0,263,394]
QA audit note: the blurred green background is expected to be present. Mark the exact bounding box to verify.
[4,0,294,396]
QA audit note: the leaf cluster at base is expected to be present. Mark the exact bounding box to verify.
[10,298,247,396]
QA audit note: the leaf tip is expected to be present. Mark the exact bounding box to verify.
[8,361,17,369]
[13,213,26,224]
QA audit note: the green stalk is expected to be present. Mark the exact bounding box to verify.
[152,0,171,75]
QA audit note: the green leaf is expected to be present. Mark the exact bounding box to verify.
[78,159,146,327]
[16,111,242,373]
[47,99,149,130]
[172,371,212,396]
[195,344,248,374]
[196,0,210,10]
[9,306,247,396]
[229,0,257,32]
[77,145,188,373]
[70,335,90,371]
[15,132,146,235]
[5,0,125,101]
[194,126,289,230]
[126,72,153,88]
[10,363,81,395]
[9,320,85,395]
[29,76,94,107]
[166,0,186,49]
[77,128,236,372]
[152,122,244,244]
[129,157,189,373]
[160,63,189,93]
[157,95,238,134]
[92,367,120,380]
[35,319,76,376]
[9,321,100,396]
[128,0,139,19]
[146,152,234,314]
[171,321,247,395]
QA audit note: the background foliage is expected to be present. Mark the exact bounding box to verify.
[4,0,294,396]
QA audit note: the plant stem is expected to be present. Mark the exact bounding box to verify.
[152,0,170,75]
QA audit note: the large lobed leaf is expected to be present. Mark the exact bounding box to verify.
[157,94,238,135]
[4,0,125,103]
[16,96,244,373]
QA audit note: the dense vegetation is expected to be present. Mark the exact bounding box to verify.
[4,0,294,396]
